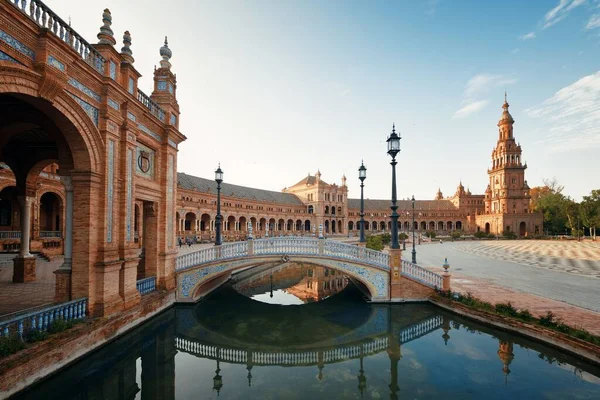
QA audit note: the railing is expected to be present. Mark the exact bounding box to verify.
[0,231,21,239]
[323,240,389,269]
[175,237,392,271]
[399,315,443,344]
[11,0,106,74]
[0,298,87,339]
[138,90,166,121]
[39,231,62,238]
[401,259,443,289]
[136,276,156,296]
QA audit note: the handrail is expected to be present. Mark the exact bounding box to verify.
[0,297,87,338]
[137,89,166,121]
[11,0,106,74]
[400,259,443,289]
[136,276,156,295]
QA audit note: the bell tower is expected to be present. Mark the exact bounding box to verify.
[485,94,530,216]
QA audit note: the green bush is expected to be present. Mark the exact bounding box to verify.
[495,302,518,317]
[517,309,534,321]
[0,336,25,358]
[473,231,489,239]
[450,230,463,240]
[398,232,408,240]
[502,230,517,239]
[379,233,391,245]
[48,318,74,334]
[539,311,556,327]
[425,230,437,239]
[366,235,384,251]
[26,330,48,343]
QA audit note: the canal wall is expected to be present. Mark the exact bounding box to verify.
[0,291,176,399]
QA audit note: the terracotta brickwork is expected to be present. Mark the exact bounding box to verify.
[0,3,185,317]
[391,277,434,300]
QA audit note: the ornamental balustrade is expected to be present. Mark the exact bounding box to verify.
[136,276,156,296]
[11,0,106,74]
[401,259,443,289]
[175,237,391,272]
[0,231,21,239]
[137,89,166,121]
[39,231,62,238]
[0,298,87,339]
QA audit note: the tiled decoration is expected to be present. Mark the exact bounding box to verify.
[135,143,155,179]
[168,138,178,149]
[168,154,175,247]
[109,60,116,80]
[107,140,114,243]
[0,50,22,65]
[107,98,120,110]
[127,112,136,122]
[68,93,99,126]
[170,114,177,126]
[68,78,101,102]
[47,55,65,71]
[126,148,133,242]
[168,83,174,94]
[138,123,162,142]
[128,77,134,94]
[157,81,167,90]
[0,29,34,59]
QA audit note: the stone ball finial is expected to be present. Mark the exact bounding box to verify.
[120,30,134,64]
[97,8,116,45]
[159,36,172,69]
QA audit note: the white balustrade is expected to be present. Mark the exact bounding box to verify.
[0,231,21,239]
[401,259,443,289]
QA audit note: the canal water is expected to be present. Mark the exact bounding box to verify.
[13,264,600,399]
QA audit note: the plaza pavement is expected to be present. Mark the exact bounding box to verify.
[416,240,600,334]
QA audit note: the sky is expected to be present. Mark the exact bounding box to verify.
[47,0,600,201]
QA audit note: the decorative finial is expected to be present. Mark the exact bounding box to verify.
[504,90,507,103]
[159,36,173,69]
[392,123,396,133]
[68,16,71,27]
[120,31,134,64]
[97,9,116,45]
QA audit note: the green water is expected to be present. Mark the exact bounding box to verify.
[13,265,600,399]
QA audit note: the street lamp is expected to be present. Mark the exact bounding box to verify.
[358,161,367,244]
[411,195,417,263]
[386,124,401,250]
[214,164,223,246]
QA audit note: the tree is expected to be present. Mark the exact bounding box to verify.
[532,178,572,235]
[580,190,600,239]
[366,235,384,251]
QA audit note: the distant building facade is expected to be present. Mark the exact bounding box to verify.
[174,98,542,241]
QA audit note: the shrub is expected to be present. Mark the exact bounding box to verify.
[450,230,463,240]
[48,318,74,334]
[539,311,556,327]
[495,302,518,317]
[398,232,408,241]
[502,230,517,240]
[473,231,489,239]
[26,330,48,343]
[425,230,437,239]
[0,336,25,358]
[366,235,384,251]
[379,233,391,245]
[517,309,534,321]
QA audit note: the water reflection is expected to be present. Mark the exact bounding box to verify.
[14,284,600,400]
[231,263,348,305]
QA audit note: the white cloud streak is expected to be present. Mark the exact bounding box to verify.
[453,100,489,119]
[585,14,600,29]
[526,71,600,152]
[519,32,536,40]
[543,0,586,29]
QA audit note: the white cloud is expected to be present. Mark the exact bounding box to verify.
[511,48,520,54]
[526,71,600,152]
[543,0,586,29]
[519,32,536,40]
[585,14,600,29]
[464,74,517,98]
[453,73,517,119]
[453,100,489,119]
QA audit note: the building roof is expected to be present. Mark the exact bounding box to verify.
[178,173,304,206]
[290,174,329,187]
[347,198,458,211]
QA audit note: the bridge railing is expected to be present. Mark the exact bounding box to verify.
[323,240,389,270]
[11,0,106,74]
[401,259,443,289]
[253,237,320,255]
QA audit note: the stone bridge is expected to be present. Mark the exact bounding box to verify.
[175,237,445,302]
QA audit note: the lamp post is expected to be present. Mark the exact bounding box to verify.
[411,195,417,263]
[215,164,223,246]
[358,161,367,244]
[386,124,401,250]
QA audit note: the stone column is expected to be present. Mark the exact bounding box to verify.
[55,176,73,301]
[13,196,36,283]
[389,248,402,300]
